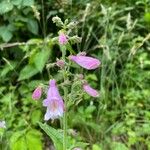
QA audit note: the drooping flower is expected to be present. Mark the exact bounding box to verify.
[83,82,99,97]
[58,33,68,45]
[69,55,100,70]
[32,86,42,100]
[43,79,64,120]
[0,121,6,128]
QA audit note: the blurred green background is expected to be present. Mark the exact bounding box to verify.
[0,0,150,149]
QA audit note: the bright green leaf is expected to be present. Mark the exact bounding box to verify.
[111,142,128,150]
[33,50,50,72]
[31,110,42,125]
[26,129,43,150]
[18,64,39,81]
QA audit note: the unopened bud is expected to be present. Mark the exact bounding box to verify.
[69,36,82,44]
[52,16,63,27]
[77,52,86,56]
[67,21,78,29]
[58,33,68,45]
[56,59,65,68]
[32,86,42,100]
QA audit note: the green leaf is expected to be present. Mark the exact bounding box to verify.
[0,26,13,42]
[111,142,128,150]
[33,50,50,72]
[10,130,43,150]
[0,1,13,14]
[22,0,34,6]
[18,64,39,81]
[11,0,22,5]
[31,110,42,125]
[26,129,43,150]
[10,131,27,150]
[27,19,38,35]
[92,144,102,150]
[39,122,63,150]
[12,137,27,150]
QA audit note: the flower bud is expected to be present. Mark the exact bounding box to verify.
[77,52,87,56]
[67,21,78,29]
[83,81,99,97]
[69,36,82,44]
[32,86,42,100]
[56,59,65,68]
[59,33,68,45]
[52,16,63,27]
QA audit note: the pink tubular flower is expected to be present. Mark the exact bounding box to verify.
[43,79,64,120]
[69,55,100,70]
[58,33,68,45]
[83,82,99,97]
[32,86,42,100]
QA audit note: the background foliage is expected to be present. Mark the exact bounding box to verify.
[0,0,150,149]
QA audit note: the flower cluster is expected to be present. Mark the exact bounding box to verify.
[32,18,101,121]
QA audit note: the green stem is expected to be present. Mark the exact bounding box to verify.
[63,86,68,150]
[62,45,68,150]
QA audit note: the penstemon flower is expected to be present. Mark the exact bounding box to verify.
[59,33,68,45]
[69,55,100,70]
[43,79,64,120]
[32,86,42,100]
[83,81,99,97]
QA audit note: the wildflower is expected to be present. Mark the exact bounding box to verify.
[56,59,65,68]
[32,86,42,100]
[43,79,64,120]
[59,33,68,45]
[69,55,100,70]
[0,121,6,128]
[83,82,99,97]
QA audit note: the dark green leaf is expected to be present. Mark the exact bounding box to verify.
[27,19,38,35]
[39,122,63,150]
